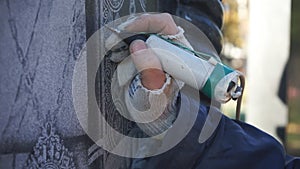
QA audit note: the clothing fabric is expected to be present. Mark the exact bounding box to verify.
[128,90,300,169]
[125,73,180,136]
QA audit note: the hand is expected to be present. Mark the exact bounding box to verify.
[125,13,179,90]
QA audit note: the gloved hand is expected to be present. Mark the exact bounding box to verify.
[123,13,189,90]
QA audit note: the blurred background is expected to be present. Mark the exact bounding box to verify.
[220,0,300,156]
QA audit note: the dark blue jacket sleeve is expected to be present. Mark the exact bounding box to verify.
[131,102,300,169]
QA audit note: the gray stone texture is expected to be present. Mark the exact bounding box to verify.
[0,0,86,160]
[0,0,158,168]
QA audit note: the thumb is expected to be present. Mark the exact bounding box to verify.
[129,40,162,72]
[129,40,166,89]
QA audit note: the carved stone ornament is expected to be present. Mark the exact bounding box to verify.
[24,118,75,169]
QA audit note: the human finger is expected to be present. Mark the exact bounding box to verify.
[129,40,166,89]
